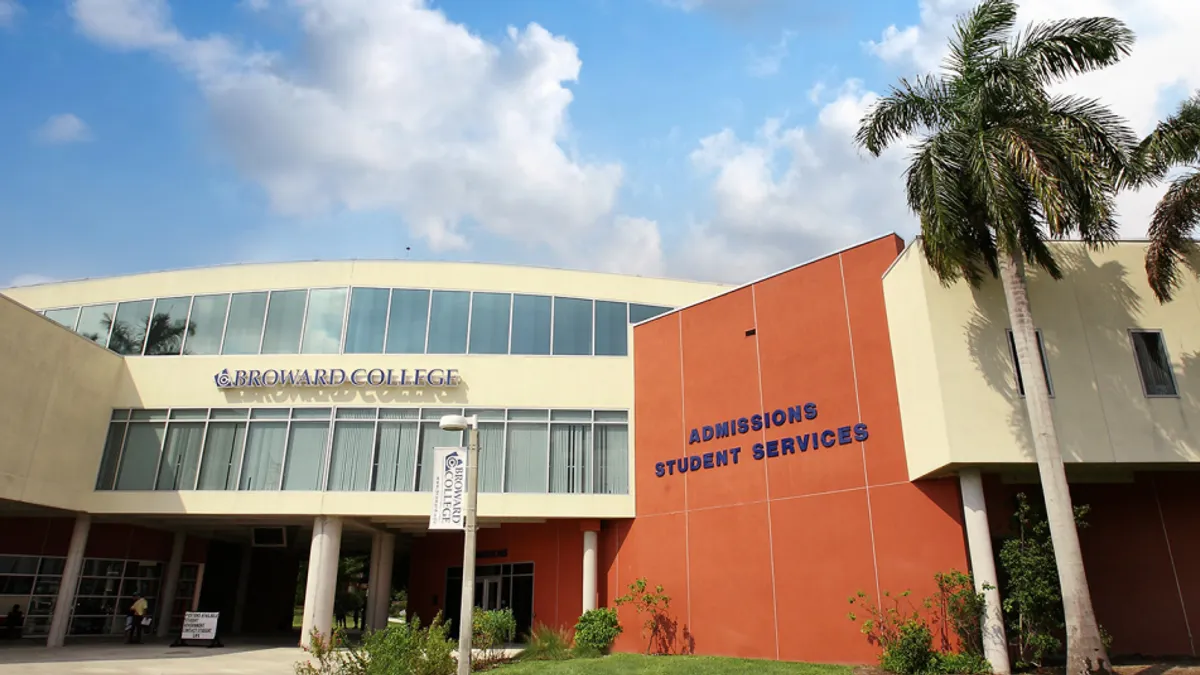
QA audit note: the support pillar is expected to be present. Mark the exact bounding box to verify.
[300,516,343,649]
[231,544,253,634]
[156,532,187,637]
[373,533,395,630]
[365,533,382,631]
[582,528,598,613]
[47,514,90,648]
[960,469,1011,675]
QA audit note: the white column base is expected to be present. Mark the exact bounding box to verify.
[960,469,1011,675]
[582,529,598,613]
[299,516,343,648]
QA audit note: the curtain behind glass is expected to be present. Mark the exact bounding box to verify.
[282,422,330,490]
[505,423,548,493]
[95,422,126,490]
[328,421,375,491]
[261,290,307,354]
[115,423,166,490]
[477,422,504,492]
[416,423,462,491]
[592,424,629,494]
[223,292,268,355]
[468,293,511,355]
[345,288,389,354]
[549,423,590,494]
[510,295,551,355]
[184,294,229,355]
[197,422,245,490]
[156,422,204,490]
[593,301,628,356]
[239,422,287,490]
[374,422,419,491]
[301,288,347,354]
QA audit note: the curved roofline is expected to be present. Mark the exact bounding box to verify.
[5,256,736,291]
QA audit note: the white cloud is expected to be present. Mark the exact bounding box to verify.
[241,0,269,10]
[4,274,56,288]
[0,1,22,28]
[35,114,92,144]
[746,30,793,78]
[593,216,667,277]
[70,0,623,257]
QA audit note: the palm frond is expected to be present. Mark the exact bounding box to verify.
[1047,95,1136,177]
[944,0,1017,77]
[1146,169,1200,302]
[1127,92,1200,187]
[856,75,954,156]
[990,125,1069,232]
[1008,17,1134,85]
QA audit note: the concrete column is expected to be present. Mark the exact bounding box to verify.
[231,545,253,634]
[300,516,343,649]
[365,533,382,631]
[373,533,395,630]
[47,514,91,648]
[582,529,598,612]
[960,469,1011,675]
[156,532,187,637]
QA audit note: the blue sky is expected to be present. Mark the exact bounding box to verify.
[1,0,1195,287]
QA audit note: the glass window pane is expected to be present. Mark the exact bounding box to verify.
[629,304,673,323]
[416,423,463,491]
[76,304,115,345]
[108,300,153,355]
[293,408,331,419]
[239,422,287,490]
[507,409,548,421]
[1133,331,1178,396]
[594,301,628,356]
[373,421,419,491]
[210,409,249,420]
[115,423,166,490]
[261,290,307,354]
[552,298,592,356]
[469,293,511,355]
[328,421,375,491]
[95,422,127,490]
[549,423,591,494]
[345,288,389,354]
[386,289,430,354]
[478,422,505,493]
[427,291,469,354]
[250,408,289,420]
[45,307,80,330]
[282,422,330,490]
[302,288,347,354]
[510,295,551,355]
[379,408,419,420]
[593,424,629,495]
[550,410,591,422]
[336,408,376,419]
[222,292,267,355]
[505,423,548,493]
[184,294,229,355]
[145,296,192,356]
[594,410,628,422]
[197,422,246,490]
[156,422,204,490]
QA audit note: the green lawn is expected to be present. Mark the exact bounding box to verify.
[493,653,853,674]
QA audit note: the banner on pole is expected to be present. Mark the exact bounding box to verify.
[429,446,467,530]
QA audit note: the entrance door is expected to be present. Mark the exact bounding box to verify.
[475,577,502,611]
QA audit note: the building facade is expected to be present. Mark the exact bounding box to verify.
[1,238,1198,662]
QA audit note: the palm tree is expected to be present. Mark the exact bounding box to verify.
[855,1,1135,673]
[1125,93,1200,302]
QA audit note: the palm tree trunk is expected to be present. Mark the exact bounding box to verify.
[998,251,1111,675]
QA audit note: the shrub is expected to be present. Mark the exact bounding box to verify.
[614,578,672,655]
[573,608,622,656]
[933,651,992,675]
[879,620,936,675]
[520,623,573,661]
[293,614,456,675]
[472,608,517,664]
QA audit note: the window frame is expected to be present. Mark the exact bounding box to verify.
[1005,328,1055,398]
[1129,328,1180,398]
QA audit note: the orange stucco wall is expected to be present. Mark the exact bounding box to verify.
[614,234,971,663]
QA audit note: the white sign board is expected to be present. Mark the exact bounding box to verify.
[180,612,219,641]
[429,446,467,531]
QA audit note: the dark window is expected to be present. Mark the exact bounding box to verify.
[1006,329,1053,397]
[628,304,672,323]
[510,294,551,355]
[593,301,628,356]
[1131,330,1178,396]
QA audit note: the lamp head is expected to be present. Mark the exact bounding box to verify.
[439,414,470,431]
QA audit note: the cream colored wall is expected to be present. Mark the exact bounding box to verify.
[0,296,126,511]
[1,262,727,519]
[1,260,729,309]
[886,240,1200,479]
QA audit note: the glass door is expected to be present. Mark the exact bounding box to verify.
[475,577,502,611]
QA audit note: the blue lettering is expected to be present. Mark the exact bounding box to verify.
[666,459,677,475]
[330,369,347,386]
[764,412,771,429]
[427,369,445,386]
[703,452,714,469]
[715,450,728,467]
[351,369,368,386]
[771,409,787,426]
[766,440,779,457]
[690,456,702,472]
[752,443,765,460]
[298,370,312,385]
[702,426,714,442]
[821,429,836,448]
[751,414,763,431]
[689,429,701,444]
[730,419,739,436]
[788,406,805,423]
[714,422,730,439]
[413,369,426,385]
[655,462,665,478]
[854,423,870,442]
[446,369,460,386]
[810,432,820,448]
[367,369,386,386]
[804,402,818,419]
[730,447,741,464]
[838,426,852,445]
[281,370,297,386]
[737,417,750,434]
[234,370,248,386]
[314,369,328,386]
[248,370,263,387]
[796,434,810,452]
[261,370,279,386]
[781,437,795,455]
[678,457,690,474]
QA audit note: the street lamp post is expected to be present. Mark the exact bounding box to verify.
[440,414,480,675]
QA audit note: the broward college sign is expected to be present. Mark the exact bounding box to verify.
[214,367,461,390]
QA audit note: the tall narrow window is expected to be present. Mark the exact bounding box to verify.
[108,300,154,355]
[301,288,348,354]
[145,297,192,356]
[76,304,116,345]
[386,289,430,354]
[427,291,470,354]
[1006,329,1053,397]
[261,290,307,354]
[468,293,511,354]
[1131,330,1178,396]
[593,301,628,356]
[552,297,592,356]
[185,294,229,355]
[510,294,551,355]
[222,292,268,355]
[345,288,390,354]
[44,307,80,330]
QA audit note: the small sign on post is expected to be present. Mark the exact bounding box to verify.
[429,447,467,531]
[171,611,223,648]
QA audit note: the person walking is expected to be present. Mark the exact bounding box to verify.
[3,604,23,640]
[126,594,149,644]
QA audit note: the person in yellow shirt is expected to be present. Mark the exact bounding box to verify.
[126,594,149,644]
